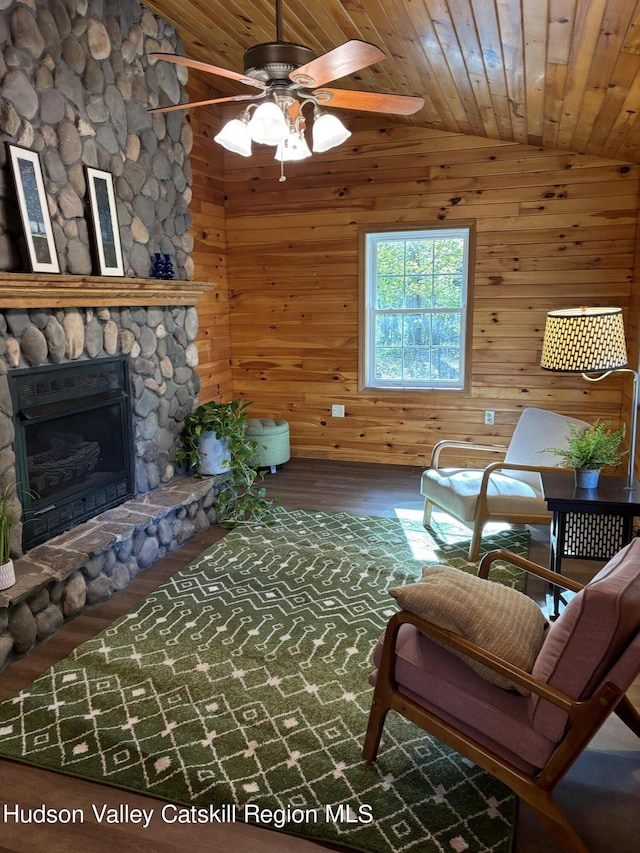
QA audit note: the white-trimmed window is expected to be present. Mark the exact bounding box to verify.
[360,226,472,390]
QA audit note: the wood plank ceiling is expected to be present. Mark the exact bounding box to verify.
[143,0,640,164]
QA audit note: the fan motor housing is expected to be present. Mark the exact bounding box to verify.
[243,42,317,84]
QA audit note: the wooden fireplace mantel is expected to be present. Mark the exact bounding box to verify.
[0,272,214,308]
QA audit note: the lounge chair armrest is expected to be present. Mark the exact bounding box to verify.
[478,460,568,488]
[430,439,508,467]
[474,461,570,506]
[478,548,584,593]
[385,610,575,711]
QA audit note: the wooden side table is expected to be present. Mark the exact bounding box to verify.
[541,472,640,616]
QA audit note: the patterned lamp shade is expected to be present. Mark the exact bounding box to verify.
[541,307,628,372]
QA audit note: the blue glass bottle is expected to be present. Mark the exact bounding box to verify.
[163,253,175,280]
[151,252,164,278]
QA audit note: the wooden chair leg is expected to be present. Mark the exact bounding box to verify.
[614,694,640,738]
[468,522,483,561]
[523,791,589,853]
[362,703,389,762]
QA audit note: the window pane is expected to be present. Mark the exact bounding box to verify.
[434,238,464,274]
[376,275,404,308]
[432,347,459,379]
[376,241,405,275]
[405,239,432,273]
[364,227,469,390]
[375,348,402,379]
[405,275,432,308]
[375,314,402,346]
[433,275,462,307]
[403,314,430,346]
[404,348,430,379]
[432,312,461,345]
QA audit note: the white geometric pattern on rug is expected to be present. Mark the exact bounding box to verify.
[0,508,525,852]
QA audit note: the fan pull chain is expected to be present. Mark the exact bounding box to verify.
[279,160,287,182]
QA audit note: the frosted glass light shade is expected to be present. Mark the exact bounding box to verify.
[275,128,312,161]
[312,110,351,152]
[248,102,288,145]
[541,307,628,372]
[214,117,252,157]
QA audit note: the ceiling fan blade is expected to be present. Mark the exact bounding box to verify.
[149,94,259,115]
[290,40,385,88]
[151,53,266,90]
[314,88,424,116]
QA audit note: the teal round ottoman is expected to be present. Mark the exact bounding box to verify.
[245,417,290,473]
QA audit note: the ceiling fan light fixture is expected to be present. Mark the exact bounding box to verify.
[151,6,425,177]
[214,111,252,157]
[248,100,289,145]
[312,108,351,153]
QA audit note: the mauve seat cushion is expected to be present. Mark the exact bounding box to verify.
[530,537,640,741]
[370,624,557,772]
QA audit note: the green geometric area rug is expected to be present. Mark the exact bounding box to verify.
[0,508,528,852]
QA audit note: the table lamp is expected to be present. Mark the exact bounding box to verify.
[540,306,638,491]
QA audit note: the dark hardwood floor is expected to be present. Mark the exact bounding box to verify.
[0,459,638,852]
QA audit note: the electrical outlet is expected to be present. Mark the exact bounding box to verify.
[331,404,345,417]
[484,410,495,425]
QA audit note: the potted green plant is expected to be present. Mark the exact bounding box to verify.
[176,400,273,525]
[546,419,626,488]
[0,483,18,591]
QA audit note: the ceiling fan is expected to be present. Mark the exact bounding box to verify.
[150,0,424,174]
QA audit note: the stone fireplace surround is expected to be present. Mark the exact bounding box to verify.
[0,0,223,670]
[0,277,221,672]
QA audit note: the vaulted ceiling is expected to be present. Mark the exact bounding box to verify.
[144,0,640,164]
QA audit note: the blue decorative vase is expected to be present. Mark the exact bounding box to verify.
[163,253,175,280]
[151,252,164,278]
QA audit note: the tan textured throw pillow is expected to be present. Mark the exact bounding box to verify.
[388,564,548,694]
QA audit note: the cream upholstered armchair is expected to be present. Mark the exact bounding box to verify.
[421,408,590,560]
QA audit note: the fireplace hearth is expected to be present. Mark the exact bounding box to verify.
[9,356,135,550]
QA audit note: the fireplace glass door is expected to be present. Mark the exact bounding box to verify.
[9,356,134,549]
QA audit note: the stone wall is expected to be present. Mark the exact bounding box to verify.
[0,0,193,280]
[0,2,220,671]
[0,0,206,553]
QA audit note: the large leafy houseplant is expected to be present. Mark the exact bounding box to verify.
[176,400,273,526]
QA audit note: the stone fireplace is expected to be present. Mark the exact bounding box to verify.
[0,298,203,554]
[0,279,219,672]
[0,1,223,670]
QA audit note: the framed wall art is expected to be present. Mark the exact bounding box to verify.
[8,144,60,274]
[85,166,124,276]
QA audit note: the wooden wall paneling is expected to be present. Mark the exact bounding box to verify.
[217,122,639,467]
[185,91,233,404]
[623,193,640,478]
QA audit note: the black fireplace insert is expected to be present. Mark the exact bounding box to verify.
[9,355,135,550]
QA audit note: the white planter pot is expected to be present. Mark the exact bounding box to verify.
[0,558,15,591]
[198,432,231,475]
